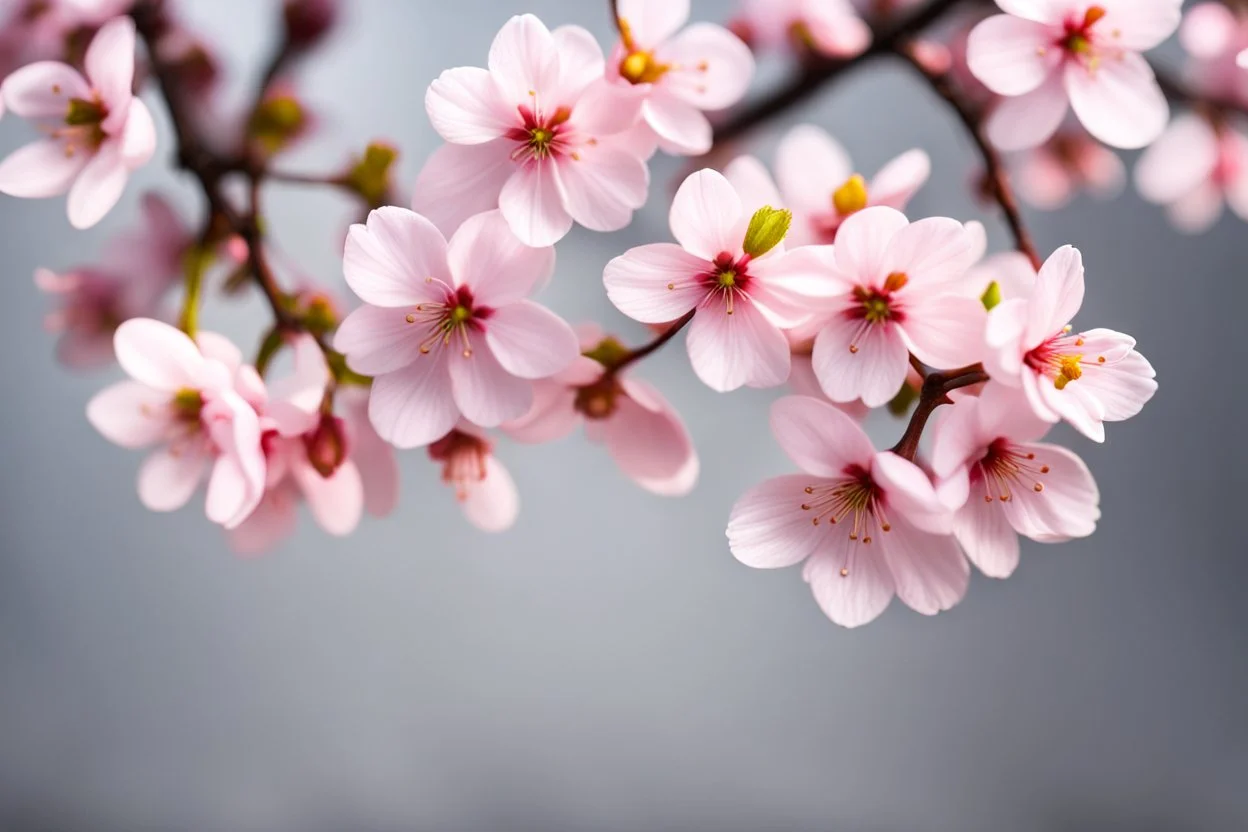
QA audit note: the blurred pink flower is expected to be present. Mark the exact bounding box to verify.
[428,425,518,533]
[730,0,871,59]
[728,396,967,628]
[1134,113,1248,233]
[1014,129,1125,210]
[1179,3,1248,105]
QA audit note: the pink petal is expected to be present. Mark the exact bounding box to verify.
[723,154,783,211]
[1097,0,1182,51]
[953,494,1021,578]
[554,141,649,232]
[333,304,425,375]
[228,484,299,556]
[898,294,986,369]
[114,318,208,391]
[343,207,453,308]
[412,140,513,237]
[67,141,128,229]
[805,541,896,628]
[1064,53,1168,150]
[669,168,743,260]
[1025,244,1084,346]
[194,330,243,374]
[1070,335,1157,422]
[776,124,852,215]
[994,0,1066,24]
[1,61,90,119]
[983,297,1030,382]
[0,139,88,198]
[425,66,512,144]
[1007,441,1100,539]
[616,0,690,46]
[572,78,646,137]
[1179,2,1236,58]
[1167,180,1224,233]
[879,518,969,616]
[802,1,872,58]
[727,474,829,569]
[119,97,156,165]
[769,395,875,478]
[293,455,364,536]
[869,149,931,210]
[882,216,977,288]
[488,14,559,104]
[499,160,573,247]
[985,75,1069,151]
[87,381,174,449]
[603,243,708,324]
[341,389,400,517]
[205,456,259,529]
[873,451,953,535]
[368,352,460,448]
[85,17,136,132]
[930,399,985,481]
[811,317,909,407]
[460,454,519,532]
[656,23,754,111]
[1016,149,1075,210]
[448,209,555,305]
[552,25,606,100]
[203,392,267,529]
[966,14,1059,96]
[686,296,790,391]
[502,378,582,443]
[1134,114,1219,204]
[448,341,533,427]
[641,93,711,155]
[603,391,695,487]
[830,206,908,286]
[484,299,579,379]
[138,445,208,512]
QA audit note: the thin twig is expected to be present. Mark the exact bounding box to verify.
[609,309,697,374]
[891,366,988,460]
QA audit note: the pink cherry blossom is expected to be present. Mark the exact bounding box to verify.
[730,0,871,59]
[503,324,698,495]
[803,205,986,408]
[0,16,156,228]
[769,124,931,245]
[0,1,131,82]
[604,167,826,392]
[1134,113,1248,233]
[86,319,267,528]
[1014,129,1125,210]
[984,245,1157,442]
[932,383,1099,579]
[416,14,649,245]
[728,396,968,628]
[968,1,1182,150]
[428,425,519,533]
[333,207,579,448]
[607,0,753,156]
[962,248,1037,306]
[1179,3,1248,105]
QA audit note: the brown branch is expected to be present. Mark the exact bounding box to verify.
[891,365,988,460]
[609,309,696,374]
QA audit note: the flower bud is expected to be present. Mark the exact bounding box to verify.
[742,206,792,257]
[343,142,398,208]
[248,91,310,156]
[283,0,340,52]
[304,414,349,478]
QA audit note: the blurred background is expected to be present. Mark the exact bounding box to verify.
[0,1,1245,829]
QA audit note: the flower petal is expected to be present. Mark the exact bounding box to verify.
[425,66,512,144]
[953,494,1021,578]
[656,23,754,110]
[66,141,128,229]
[87,381,174,449]
[460,454,519,532]
[604,243,708,323]
[985,74,1069,151]
[805,540,896,628]
[830,206,908,286]
[770,395,875,478]
[138,445,208,512]
[1025,244,1084,345]
[641,93,711,155]
[484,299,579,379]
[448,209,555,305]
[1064,53,1168,150]
[293,455,364,536]
[776,124,852,215]
[669,168,743,260]
[966,14,1059,96]
[728,474,829,569]
[412,140,514,237]
[811,317,909,407]
[488,14,559,104]
[554,141,649,232]
[873,451,953,535]
[879,518,969,616]
[344,206,453,308]
[114,318,208,391]
[85,17,137,132]
[869,149,932,210]
[0,139,88,199]
[686,296,789,392]
[898,294,986,369]
[2,61,90,119]
[448,340,533,427]
[368,352,460,449]
[616,0,690,46]
[499,160,573,247]
[333,304,424,376]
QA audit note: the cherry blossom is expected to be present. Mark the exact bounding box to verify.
[1013,129,1125,210]
[1179,2,1248,105]
[603,167,825,392]
[333,207,579,448]
[0,1,131,82]
[730,0,871,59]
[984,245,1157,442]
[416,14,648,245]
[968,1,1182,150]
[0,16,156,228]
[427,425,519,533]
[1134,113,1248,233]
[728,396,968,628]
[608,0,753,156]
[932,383,1099,578]
[86,319,266,528]
[503,324,698,495]
[803,205,986,408]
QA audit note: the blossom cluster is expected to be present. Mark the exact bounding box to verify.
[11,0,1232,628]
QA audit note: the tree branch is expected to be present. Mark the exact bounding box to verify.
[891,366,988,460]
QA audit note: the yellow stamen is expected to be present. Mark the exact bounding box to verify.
[833,174,869,216]
[1054,355,1083,390]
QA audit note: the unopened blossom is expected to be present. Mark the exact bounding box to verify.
[728,396,968,629]
[931,383,1100,579]
[730,0,871,59]
[0,17,156,228]
[604,167,825,392]
[1179,3,1248,105]
[968,1,1182,150]
[1014,129,1125,210]
[417,14,648,245]
[503,324,698,495]
[428,425,518,532]
[1134,113,1248,233]
[86,319,266,528]
[333,207,579,448]
[984,245,1157,442]
[608,0,753,156]
[803,206,986,408]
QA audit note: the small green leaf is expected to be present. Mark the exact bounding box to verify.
[742,206,792,258]
[980,280,1002,311]
[583,336,630,368]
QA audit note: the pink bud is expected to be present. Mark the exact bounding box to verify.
[304,414,349,478]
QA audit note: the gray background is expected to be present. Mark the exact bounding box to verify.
[1,1,1244,830]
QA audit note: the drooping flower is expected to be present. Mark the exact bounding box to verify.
[86,319,267,528]
[984,245,1157,442]
[729,0,871,60]
[931,383,1100,579]
[604,167,828,392]
[1013,129,1126,210]
[1134,113,1248,233]
[427,425,519,532]
[728,396,968,629]
[608,0,753,156]
[803,206,986,407]
[967,1,1182,150]
[333,207,579,449]
[503,323,698,495]
[416,14,649,245]
[0,16,156,228]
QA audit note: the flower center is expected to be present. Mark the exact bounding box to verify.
[1059,6,1108,60]
[428,430,491,501]
[1025,327,1107,391]
[833,174,869,216]
[52,94,108,156]
[508,104,573,163]
[619,50,669,84]
[799,464,891,576]
[699,252,753,315]
[403,282,493,358]
[975,439,1050,503]
[171,387,204,423]
[574,375,624,420]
